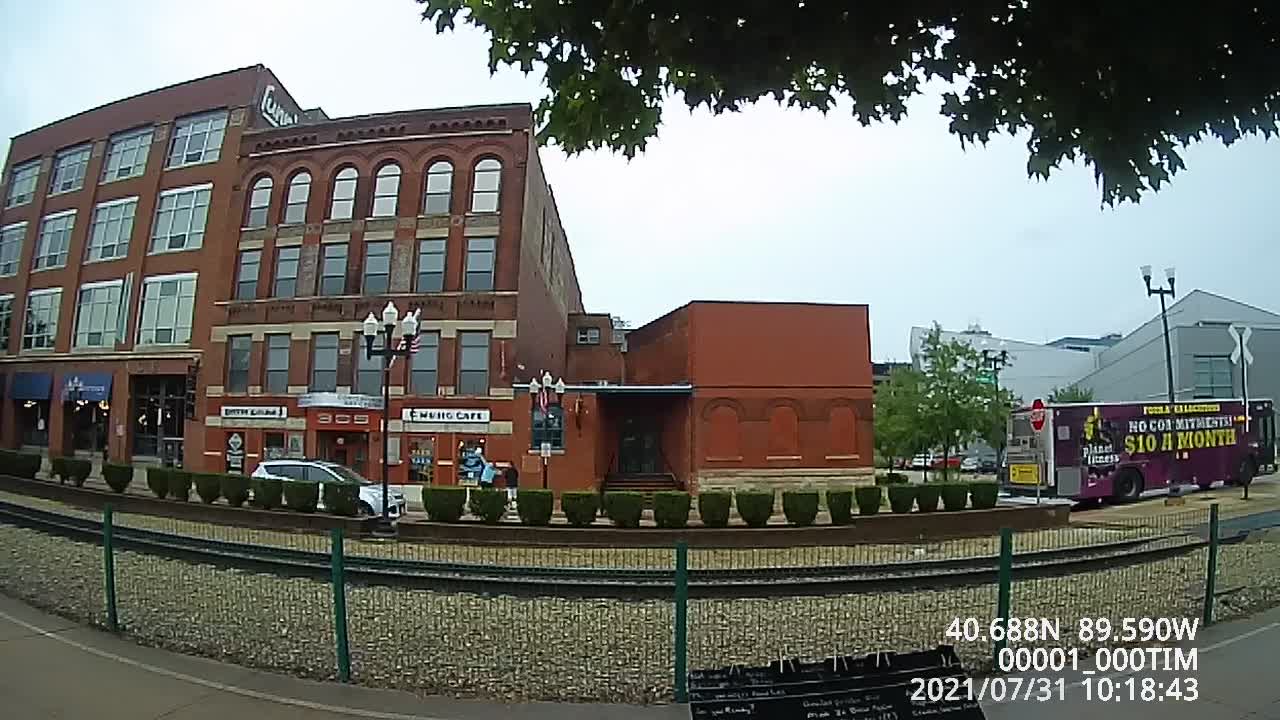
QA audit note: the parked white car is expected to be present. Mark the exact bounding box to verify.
[251,459,407,518]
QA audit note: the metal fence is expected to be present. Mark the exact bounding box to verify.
[0,494,1277,704]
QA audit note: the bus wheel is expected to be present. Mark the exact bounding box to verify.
[1236,459,1256,488]
[1113,469,1143,502]
[1197,481,1213,492]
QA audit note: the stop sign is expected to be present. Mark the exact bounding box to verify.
[1030,398,1047,432]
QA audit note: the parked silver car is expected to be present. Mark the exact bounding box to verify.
[251,459,407,518]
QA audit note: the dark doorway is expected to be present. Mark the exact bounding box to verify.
[131,375,185,465]
[318,431,369,477]
[618,417,662,474]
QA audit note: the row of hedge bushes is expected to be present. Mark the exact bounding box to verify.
[141,467,360,516]
[0,450,43,480]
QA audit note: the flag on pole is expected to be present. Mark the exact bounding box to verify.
[387,309,421,369]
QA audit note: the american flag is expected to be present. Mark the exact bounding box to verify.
[387,309,421,368]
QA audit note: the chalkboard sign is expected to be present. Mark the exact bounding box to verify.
[689,646,985,719]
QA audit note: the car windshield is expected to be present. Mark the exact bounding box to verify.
[323,464,373,486]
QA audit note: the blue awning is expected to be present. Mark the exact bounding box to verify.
[12,372,52,401]
[62,372,113,402]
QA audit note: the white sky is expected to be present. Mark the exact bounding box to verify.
[2,0,1276,360]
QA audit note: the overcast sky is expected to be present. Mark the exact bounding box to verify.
[2,0,1276,360]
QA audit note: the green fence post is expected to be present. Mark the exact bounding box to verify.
[103,505,118,633]
[330,528,351,682]
[993,527,1013,664]
[674,540,688,703]
[1203,503,1220,626]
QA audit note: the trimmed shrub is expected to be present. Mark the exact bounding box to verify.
[875,472,909,486]
[855,485,883,516]
[941,482,970,511]
[735,489,775,528]
[5,450,42,479]
[251,476,283,510]
[50,456,66,483]
[322,482,359,516]
[697,491,732,528]
[561,491,600,527]
[916,483,941,513]
[603,491,645,528]
[888,484,917,514]
[423,485,467,522]
[103,463,133,494]
[468,488,508,524]
[167,470,193,501]
[63,458,91,487]
[221,474,251,507]
[653,491,692,529]
[970,481,999,510]
[283,480,320,513]
[145,467,169,499]
[781,489,820,526]
[517,489,554,526]
[193,473,222,504]
[826,489,854,525]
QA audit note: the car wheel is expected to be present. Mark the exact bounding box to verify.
[1112,468,1143,502]
[1197,481,1213,492]
[357,502,374,517]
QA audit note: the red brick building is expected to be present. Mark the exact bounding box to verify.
[0,66,873,492]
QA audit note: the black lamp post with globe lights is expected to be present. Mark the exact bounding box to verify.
[361,301,419,534]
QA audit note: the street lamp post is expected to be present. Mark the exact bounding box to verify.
[362,301,419,535]
[528,371,566,490]
[979,344,1011,471]
[1142,265,1178,491]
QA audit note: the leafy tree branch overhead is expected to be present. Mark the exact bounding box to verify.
[418,0,1280,205]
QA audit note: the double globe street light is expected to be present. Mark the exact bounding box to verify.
[362,301,419,534]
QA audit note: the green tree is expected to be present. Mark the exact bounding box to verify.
[874,367,928,471]
[916,325,992,477]
[978,387,1020,469]
[418,1,1280,205]
[1048,384,1095,403]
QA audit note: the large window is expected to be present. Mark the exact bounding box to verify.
[457,331,490,396]
[226,335,252,393]
[34,211,75,270]
[6,160,39,208]
[283,172,311,225]
[0,294,12,351]
[49,145,91,195]
[0,223,25,276]
[416,239,445,292]
[470,158,502,212]
[265,334,290,394]
[362,241,391,294]
[235,250,260,300]
[137,273,197,345]
[273,246,301,298]
[329,167,358,220]
[464,237,495,291]
[1193,356,1233,399]
[576,327,601,345]
[245,176,272,229]
[411,332,439,395]
[74,280,124,348]
[102,127,153,182]
[371,164,401,217]
[310,333,339,391]
[150,184,211,253]
[356,342,382,395]
[23,288,61,350]
[319,243,348,295]
[531,405,565,450]
[423,160,452,214]
[86,197,137,262]
[167,110,228,168]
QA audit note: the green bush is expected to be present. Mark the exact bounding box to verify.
[735,489,775,528]
[6,450,42,479]
[167,470,193,501]
[970,481,999,510]
[888,484,917,513]
[322,481,359,516]
[855,485,883,516]
[653,491,692,529]
[781,489,820,526]
[916,483,941,513]
[603,491,645,528]
[875,472,909,486]
[61,458,91,487]
[517,489,554,526]
[826,489,854,525]
[102,463,133,493]
[50,456,66,483]
[220,474,251,507]
[423,485,467,522]
[697,491,732,528]
[561,491,600,527]
[941,482,970,511]
[468,488,508,524]
[251,476,283,510]
[145,467,169,499]
[283,480,319,513]
[193,473,221,504]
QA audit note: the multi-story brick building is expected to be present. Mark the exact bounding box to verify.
[0,65,874,494]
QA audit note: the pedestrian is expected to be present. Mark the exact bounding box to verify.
[504,465,519,504]
[479,454,496,488]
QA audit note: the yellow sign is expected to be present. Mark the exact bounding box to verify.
[1010,464,1040,485]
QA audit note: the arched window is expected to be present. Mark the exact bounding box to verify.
[282,171,311,225]
[423,160,453,215]
[767,405,800,458]
[371,163,401,217]
[706,405,741,460]
[828,405,858,457]
[470,158,502,213]
[245,177,272,229]
[329,167,358,220]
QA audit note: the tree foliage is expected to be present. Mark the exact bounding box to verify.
[1048,384,1095,403]
[418,1,1280,205]
[915,325,994,466]
[874,367,929,468]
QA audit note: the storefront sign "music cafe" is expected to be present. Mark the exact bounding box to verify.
[401,408,491,424]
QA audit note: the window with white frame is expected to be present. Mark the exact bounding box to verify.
[150,184,211,253]
[48,145,91,195]
[0,223,25,277]
[265,334,290,394]
[74,280,124,348]
[0,294,13,351]
[273,246,300,298]
[457,331,490,395]
[33,211,75,270]
[86,197,137,262]
[576,327,601,345]
[356,340,382,395]
[5,160,39,208]
[283,172,311,225]
[23,288,61,350]
[166,110,228,168]
[470,158,502,212]
[371,164,401,217]
[329,168,358,219]
[101,127,153,182]
[423,160,452,214]
[319,243,348,296]
[137,273,197,345]
[464,237,495,291]
[416,239,445,292]
[245,177,272,229]
[362,241,391,294]
[411,331,440,396]
[235,250,260,300]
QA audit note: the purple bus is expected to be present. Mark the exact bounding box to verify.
[1004,399,1277,502]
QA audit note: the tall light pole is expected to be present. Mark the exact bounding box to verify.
[528,371,566,489]
[362,301,419,534]
[979,342,1011,470]
[1140,265,1177,405]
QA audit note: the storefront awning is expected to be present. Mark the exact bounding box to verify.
[12,372,52,401]
[62,372,113,402]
